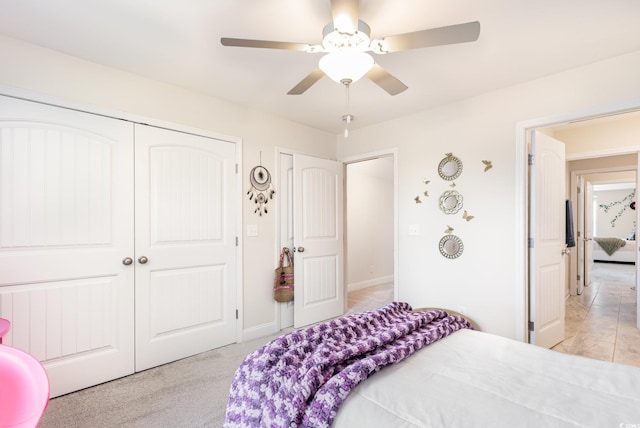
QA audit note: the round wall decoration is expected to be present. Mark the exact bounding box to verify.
[438,153,463,181]
[439,190,463,214]
[439,234,464,259]
[248,165,275,216]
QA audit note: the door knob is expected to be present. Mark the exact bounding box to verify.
[296,247,305,253]
[122,257,133,266]
[138,256,149,264]
[561,248,571,256]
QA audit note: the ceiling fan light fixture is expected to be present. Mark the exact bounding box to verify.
[321,21,371,51]
[319,51,374,83]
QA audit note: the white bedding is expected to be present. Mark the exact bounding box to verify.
[592,239,636,263]
[334,329,640,427]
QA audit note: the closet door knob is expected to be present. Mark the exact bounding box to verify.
[138,256,149,264]
[122,257,133,266]
[296,247,305,253]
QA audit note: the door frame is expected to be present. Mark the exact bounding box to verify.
[341,148,399,303]
[274,147,399,330]
[272,147,346,328]
[515,98,640,342]
[569,167,637,296]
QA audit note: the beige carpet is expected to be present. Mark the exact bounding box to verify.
[40,286,392,427]
[39,332,283,428]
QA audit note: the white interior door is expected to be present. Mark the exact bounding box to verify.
[134,124,237,371]
[529,130,566,348]
[0,95,135,397]
[293,154,344,328]
[584,181,594,287]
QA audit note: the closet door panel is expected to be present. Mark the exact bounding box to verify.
[134,124,236,371]
[0,95,135,397]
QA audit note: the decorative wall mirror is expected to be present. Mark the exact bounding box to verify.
[439,190,463,214]
[439,234,464,259]
[437,153,463,181]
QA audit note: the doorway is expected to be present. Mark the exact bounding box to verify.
[342,148,399,314]
[570,167,637,295]
[345,156,395,314]
[276,148,398,330]
[517,105,640,344]
[276,152,345,329]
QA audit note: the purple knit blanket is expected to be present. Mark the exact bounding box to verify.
[223,302,473,427]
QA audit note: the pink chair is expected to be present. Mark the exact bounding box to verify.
[0,344,50,428]
[0,318,9,344]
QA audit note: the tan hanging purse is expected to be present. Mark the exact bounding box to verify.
[274,248,294,302]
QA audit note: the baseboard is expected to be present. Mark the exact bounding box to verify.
[348,275,394,292]
[240,321,279,343]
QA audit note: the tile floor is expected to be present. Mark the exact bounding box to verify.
[552,262,640,367]
[347,265,640,368]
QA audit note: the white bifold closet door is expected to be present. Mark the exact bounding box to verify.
[0,95,135,397]
[134,124,237,371]
[0,95,238,396]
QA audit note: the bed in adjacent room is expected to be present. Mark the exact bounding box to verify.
[224,302,640,427]
[593,237,636,263]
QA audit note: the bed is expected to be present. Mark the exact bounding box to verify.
[592,237,636,263]
[224,303,640,427]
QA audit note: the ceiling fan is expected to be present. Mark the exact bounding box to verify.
[221,0,480,96]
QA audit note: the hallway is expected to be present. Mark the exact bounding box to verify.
[552,262,640,367]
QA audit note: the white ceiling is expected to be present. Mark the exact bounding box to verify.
[1,0,640,134]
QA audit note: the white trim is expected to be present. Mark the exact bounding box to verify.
[0,84,241,145]
[274,148,290,331]
[566,146,640,161]
[515,97,640,343]
[348,275,394,292]
[341,148,399,302]
[241,322,279,342]
[637,153,640,330]
[235,140,244,343]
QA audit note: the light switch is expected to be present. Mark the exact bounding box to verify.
[247,224,258,237]
[408,224,420,236]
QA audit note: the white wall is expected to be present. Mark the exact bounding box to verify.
[0,35,337,335]
[4,33,640,341]
[594,188,636,239]
[555,113,640,158]
[338,50,640,339]
[346,157,394,289]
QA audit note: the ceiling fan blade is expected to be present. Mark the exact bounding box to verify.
[380,21,480,53]
[330,0,359,34]
[287,68,326,95]
[365,64,408,96]
[221,37,310,52]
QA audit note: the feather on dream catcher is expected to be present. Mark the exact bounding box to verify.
[247,164,275,216]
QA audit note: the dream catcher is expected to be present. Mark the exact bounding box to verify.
[247,163,275,216]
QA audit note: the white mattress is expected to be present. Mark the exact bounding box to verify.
[334,329,640,427]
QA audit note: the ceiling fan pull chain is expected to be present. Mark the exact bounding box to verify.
[342,81,353,138]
